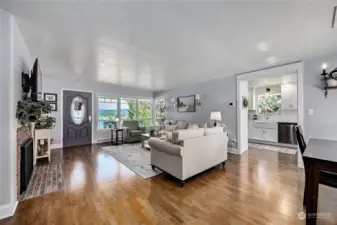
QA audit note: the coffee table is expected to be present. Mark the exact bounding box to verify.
[141,133,162,149]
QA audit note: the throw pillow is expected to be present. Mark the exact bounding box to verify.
[165,124,177,132]
[176,120,188,130]
[198,123,208,128]
[204,127,224,136]
[187,123,199,129]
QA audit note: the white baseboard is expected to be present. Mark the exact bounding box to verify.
[0,201,18,220]
[93,138,111,144]
[228,148,239,154]
[51,143,62,149]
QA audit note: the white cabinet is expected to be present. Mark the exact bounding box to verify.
[248,122,278,142]
[281,84,297,110]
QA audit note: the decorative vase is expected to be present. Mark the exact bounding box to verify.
[30,122,35,138]
[327,78,337,87]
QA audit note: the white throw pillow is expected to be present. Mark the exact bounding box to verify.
[165,124,177,132]
[187,123,199,129]
[204,127,224,136]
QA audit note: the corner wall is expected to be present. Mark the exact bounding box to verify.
[0,10,33,219]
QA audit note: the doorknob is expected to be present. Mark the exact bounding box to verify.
[88,115,92,122]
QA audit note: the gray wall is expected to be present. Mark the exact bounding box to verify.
[0,11,32,210]
[155,75,237,146]
[304,53,337,140]
[0,9,12,207]
[42,76,153,145]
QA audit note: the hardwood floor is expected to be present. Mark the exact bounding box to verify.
[1,144,337,225]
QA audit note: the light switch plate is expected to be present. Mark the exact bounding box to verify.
[307,109,314,115]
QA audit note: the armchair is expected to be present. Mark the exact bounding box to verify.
[122,120,145,143]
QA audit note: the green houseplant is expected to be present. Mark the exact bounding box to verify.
[16,100,54,127]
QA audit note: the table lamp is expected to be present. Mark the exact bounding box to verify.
[210,111,222,127]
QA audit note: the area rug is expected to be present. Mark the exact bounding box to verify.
[19,164,64,201]
[248,142,297,155]
[101,144,162,179]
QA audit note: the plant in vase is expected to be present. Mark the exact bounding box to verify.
[35,115,56,129]
[16,100,52,126]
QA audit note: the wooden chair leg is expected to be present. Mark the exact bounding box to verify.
[303,185,306,206]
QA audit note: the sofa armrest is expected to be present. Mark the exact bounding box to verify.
[123,127,131,137]
[148,138,182,156]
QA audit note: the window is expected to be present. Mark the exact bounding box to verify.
[138,99,152,126]
[97,96,118,129]
[155,98,166,124]
[120,98,137,120]
[258,93,281,114]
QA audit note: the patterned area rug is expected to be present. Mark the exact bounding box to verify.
[248,142,297,155]
[102,144,162,179]
[19,164,64,201]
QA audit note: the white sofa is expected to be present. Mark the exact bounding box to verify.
[148,127,228,187]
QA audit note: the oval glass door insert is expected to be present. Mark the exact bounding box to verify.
[71,97,86,125]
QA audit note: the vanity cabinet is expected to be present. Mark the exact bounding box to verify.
[281,84,297,110]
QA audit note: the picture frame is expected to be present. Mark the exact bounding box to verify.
[44,93,57,102]
[37,93,42,101]
[48,103,58,111]
[177,95,196,112]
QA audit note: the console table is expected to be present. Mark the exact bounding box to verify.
[33,129,51,165]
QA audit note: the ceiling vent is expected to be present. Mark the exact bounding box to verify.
[332,6,337,28]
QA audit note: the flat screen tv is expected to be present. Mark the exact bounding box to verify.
[30,58,42,101]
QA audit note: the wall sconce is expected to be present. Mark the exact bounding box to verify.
[321,63,337,87]
[195,94,201,106]
[170,97,177,108]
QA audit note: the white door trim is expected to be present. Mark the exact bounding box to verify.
[61,89,94,147]
[236,61,304,168]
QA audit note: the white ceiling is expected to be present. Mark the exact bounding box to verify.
[1,1,337,91]
[248,73,297,88]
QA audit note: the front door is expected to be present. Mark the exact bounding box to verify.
[63,90,92,147]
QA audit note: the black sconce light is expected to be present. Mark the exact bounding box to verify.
[321,63,337,97]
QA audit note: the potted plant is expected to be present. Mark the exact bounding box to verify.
[16,100,52,126]
[35,115,56,129]
[242,96,248,108]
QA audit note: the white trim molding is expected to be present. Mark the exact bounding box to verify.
[0,201,18,220]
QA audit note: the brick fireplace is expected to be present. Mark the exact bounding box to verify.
[16,126,31,196]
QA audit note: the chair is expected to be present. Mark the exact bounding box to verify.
[122,120,145,143]
[295,125,337,206]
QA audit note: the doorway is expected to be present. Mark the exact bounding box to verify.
[62,90,92,147]
[236,62,304,168]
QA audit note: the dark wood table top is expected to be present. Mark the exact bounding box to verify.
[303,139,337,162]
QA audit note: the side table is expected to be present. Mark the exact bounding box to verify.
[111,128,124,145]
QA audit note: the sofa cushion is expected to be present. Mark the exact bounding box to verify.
[165,124,177,132]
[204,127,224,136]
[176,120,188,130]
[187,123,199,129]
[198,123,208,128]
[172,128,204,144]
[130,130,142,136]
[122,120,139,130]
[148,138,182,156]
[164,120,176,125]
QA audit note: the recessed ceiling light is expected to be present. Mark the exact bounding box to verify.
[265,56,278,65]
[257,41,269,52]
